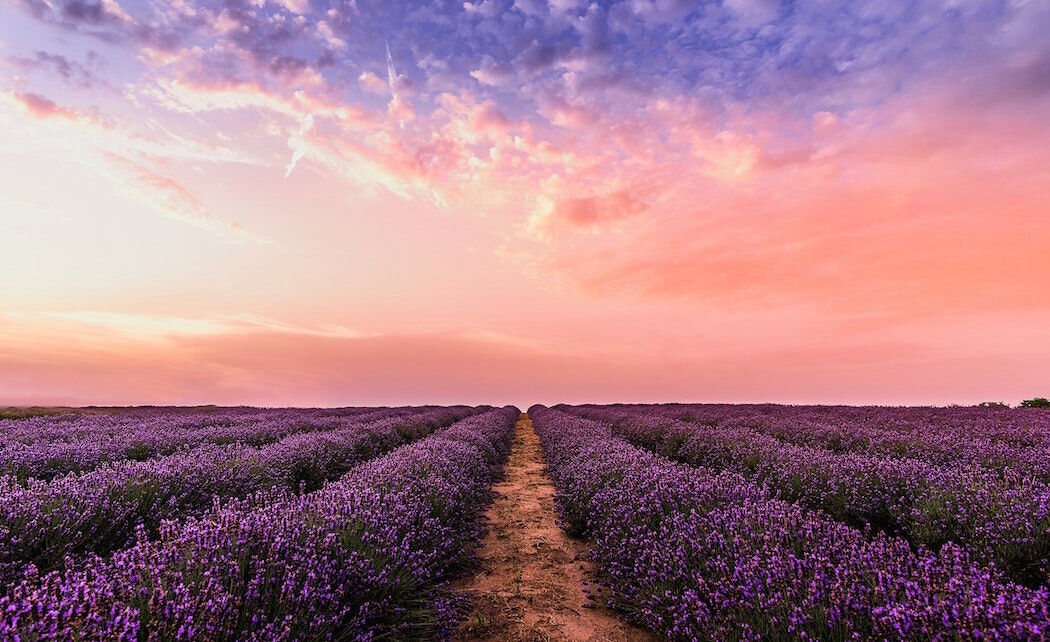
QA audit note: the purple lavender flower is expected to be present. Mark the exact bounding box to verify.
[532,405,1050,641]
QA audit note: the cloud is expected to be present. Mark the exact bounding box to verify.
[0,315,723,406]
[2,90,82,120]
[5,313,1049,406]
[546,0,584,14]
[723,0,778,27]
[515,40,564,75]
[529,187,647,234]
[357,70,388,94]
[315,20,346,51]
[512,0,545,18]
[274,0,310,15]
[624,0,697,26]
[19,0,185,50]
[471,54,515,86]
[136,77,354,130]
[0,313,656,405]
[55,0,132,27]
[103,154,261,241]
[463,0,502,19]
[6,50,104,88]
[284,114,314,177]
[528,91,1050,319]
[40,311,364,341]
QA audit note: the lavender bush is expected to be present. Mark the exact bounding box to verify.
[0,405,479,585]
[0,406,518,640]
[0,406,427,481]
[532,406,1049,640]
[564,405,1050,588]
[642,403,1050,480]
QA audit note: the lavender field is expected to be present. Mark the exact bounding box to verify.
[7,0,1049,637]
[2,404,1048,640]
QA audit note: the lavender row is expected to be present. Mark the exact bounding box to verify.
[0,406,479,587]
[0,406,425,481]
[531,406,1049,640]
[0,406,385,448]
[564,405,1050,588]
[644,404,1050,480]
[0,406,518,640]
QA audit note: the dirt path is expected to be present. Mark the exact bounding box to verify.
[455,413,657,642]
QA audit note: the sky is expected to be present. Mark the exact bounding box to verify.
[0,0,1048,407]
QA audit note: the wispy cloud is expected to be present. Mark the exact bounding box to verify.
[2,89,85,120]
[37,311,367,341]
[5,50,107,89]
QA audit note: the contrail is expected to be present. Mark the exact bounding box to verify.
[385,41,397,91]
[386,41,407,129]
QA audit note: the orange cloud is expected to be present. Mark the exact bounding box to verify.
[516,80,1050,326]
[3,316,1048,407]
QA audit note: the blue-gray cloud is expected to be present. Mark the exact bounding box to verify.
[14,0,1050,132]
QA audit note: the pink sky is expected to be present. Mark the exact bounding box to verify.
[1,0,1049,407]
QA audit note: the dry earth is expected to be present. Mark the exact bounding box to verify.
[454,413,658,642]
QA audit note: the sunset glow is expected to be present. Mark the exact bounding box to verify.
[1,0,1048,406]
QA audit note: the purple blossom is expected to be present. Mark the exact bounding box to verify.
[0,406,517,640]
[532,405,1050,641]
[0,406,480,585]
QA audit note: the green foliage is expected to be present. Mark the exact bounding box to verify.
[1020,398,1050,408]
[977,401,1008,408]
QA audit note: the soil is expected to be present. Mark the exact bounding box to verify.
[454,413,658,642]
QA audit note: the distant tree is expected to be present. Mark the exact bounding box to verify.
[1020,398,1050,408]
[977,401,1008,408]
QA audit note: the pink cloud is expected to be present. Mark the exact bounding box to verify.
[5,90,81,119]
[4,322,1047,407]
[101,154,251,238]
[535,188,647,231]
[357,71,387,94]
